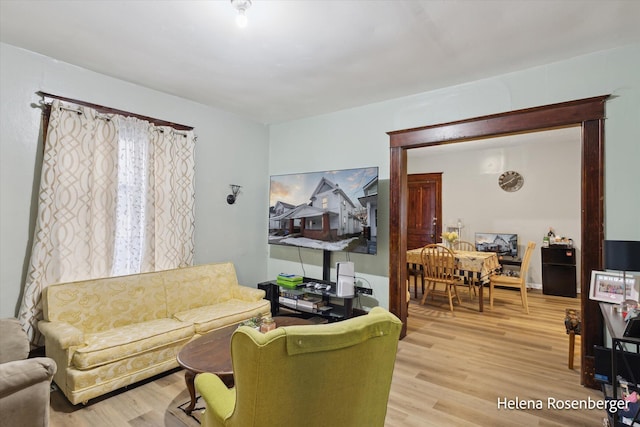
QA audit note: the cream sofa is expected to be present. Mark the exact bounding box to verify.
[38,262,270,405]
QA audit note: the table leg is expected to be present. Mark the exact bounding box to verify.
[220,373,235,388]
[467,273,484,312]
[183,370,197,415]
[568,331,575,369]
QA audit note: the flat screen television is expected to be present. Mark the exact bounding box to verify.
[475,232,518,257]
[269,166,378,256]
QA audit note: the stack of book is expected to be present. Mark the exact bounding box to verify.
[278,293,328,313]
[277,273,303,288]
[296,295,325,311]
[278,289,303,309]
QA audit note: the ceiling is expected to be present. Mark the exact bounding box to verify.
[1,0,639,125]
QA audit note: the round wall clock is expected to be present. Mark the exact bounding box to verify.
[498,170,524,192]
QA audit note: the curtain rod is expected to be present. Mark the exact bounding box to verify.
[37,91,194,131]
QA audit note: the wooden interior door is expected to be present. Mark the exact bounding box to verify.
[407,173,442,250]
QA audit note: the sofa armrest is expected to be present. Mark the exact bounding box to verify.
[233,285,266,302]
[38,321,84,349]
[0,357,57,396]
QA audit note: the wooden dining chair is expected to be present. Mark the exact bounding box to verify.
[407,261,425,298]
[452,240,475,251]
[489,241,536,314]
[451,240,477,298]
[420,244,464,312]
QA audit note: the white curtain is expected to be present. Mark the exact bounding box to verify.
[18,100,195,344]
[151,124,196,270]
[112,117,151,276]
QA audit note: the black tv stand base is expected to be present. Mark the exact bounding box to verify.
[258,279,354,322]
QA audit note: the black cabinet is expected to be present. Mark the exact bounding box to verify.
[541,246,577,297]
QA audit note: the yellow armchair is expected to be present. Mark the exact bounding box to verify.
[195,307,402,427]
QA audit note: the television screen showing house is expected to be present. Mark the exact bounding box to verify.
[269,167,378,255]
[474,233,518,257]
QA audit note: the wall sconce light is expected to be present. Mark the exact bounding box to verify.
[231,0,252,28]
[227,184,242,204]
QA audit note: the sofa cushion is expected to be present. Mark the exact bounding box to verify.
[44,273,167,333]
[173,299,271,335]
[165,277,232,315]
[164,263,239,316]
[72,318,193,370]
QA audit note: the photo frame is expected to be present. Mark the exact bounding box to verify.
[589,270,639,304]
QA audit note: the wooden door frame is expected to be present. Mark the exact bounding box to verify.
[387,95,608,387]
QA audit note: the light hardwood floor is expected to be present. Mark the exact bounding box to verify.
[49,288,606,426]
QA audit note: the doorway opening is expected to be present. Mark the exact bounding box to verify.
[387,96,608,387]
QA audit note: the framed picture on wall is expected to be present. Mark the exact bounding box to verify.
[589,270,639,304]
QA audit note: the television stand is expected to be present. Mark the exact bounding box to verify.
[257,279,354,322]
[498,256,522,267]
[322,249,331,281]
[597,303,640,426]
[497,256,522,278]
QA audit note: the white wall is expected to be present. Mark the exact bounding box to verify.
[2,42,638,317]
[269,43,640,309]
[268,104,394,308]
[0,43,269,318]
[408,128,582,291]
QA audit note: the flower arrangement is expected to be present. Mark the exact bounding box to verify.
[441,231,458,244]
[239,316,262,330]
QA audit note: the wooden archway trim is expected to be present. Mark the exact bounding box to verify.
[387,95,608,387]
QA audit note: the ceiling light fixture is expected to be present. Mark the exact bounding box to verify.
[231,0,252,28]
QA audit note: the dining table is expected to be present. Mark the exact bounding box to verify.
[406,247,501,312]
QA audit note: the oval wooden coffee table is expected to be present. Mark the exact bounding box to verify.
[177,316,320,415]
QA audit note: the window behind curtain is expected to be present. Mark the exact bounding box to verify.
[18,99,195,344]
